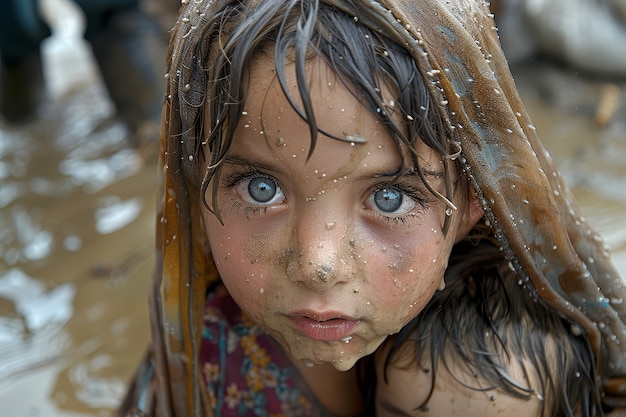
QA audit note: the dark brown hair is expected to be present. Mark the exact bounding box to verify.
[173,1,600,415]
[178,0,460,226]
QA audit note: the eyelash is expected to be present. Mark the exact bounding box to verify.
[220,169,433,225]
[368,182,432,226]
[221,169,280,219]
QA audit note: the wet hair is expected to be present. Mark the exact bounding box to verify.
[379,240,602,417]
[175,1,602,415]
[184,0,462,229]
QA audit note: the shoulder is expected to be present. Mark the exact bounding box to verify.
[374,241,594,416]
[375,339,543,417]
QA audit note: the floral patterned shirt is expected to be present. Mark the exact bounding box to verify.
[200,285,334,416]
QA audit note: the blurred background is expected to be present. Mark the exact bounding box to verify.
[0,0,625,415]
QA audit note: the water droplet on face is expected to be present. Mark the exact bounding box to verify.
[325,222,335,230]
[341,336,352,343]
[259,288,264,294]
[303,360,315,367]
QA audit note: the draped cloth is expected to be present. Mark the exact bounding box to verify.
[118,1,626,415]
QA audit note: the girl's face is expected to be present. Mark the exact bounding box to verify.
[201,56,476,371]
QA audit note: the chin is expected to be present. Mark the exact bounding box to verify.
[288,335,386,371]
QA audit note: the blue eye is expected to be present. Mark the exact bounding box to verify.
[368,186,417,216]
[248,177,278,203]
[234,174,285,206]
[374,188,403,212]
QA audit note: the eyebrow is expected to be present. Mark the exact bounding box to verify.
[373,167,444,181]
[222,154,282,174]
[224,153,444,181]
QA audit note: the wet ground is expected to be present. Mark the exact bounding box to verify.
[1,2,626,416]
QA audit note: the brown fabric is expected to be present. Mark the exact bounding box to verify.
[118,0,626,415]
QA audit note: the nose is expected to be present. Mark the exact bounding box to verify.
[287,215,357,291]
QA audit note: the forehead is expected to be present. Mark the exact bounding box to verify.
[233,54,442,174]
[246,55,375,141]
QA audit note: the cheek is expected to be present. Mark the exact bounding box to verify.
[366,230,450,330]
[204,216,274,314]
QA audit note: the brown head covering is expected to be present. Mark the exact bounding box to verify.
[119,0,626,415]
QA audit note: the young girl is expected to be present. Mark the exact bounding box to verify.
[118,0,626,416]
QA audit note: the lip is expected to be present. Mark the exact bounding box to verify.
[287,311,360,341]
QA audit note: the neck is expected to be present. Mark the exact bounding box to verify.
[292,359,365,417]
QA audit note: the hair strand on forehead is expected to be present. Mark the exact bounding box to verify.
[195,0,465,233]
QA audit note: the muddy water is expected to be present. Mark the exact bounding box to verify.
[0,1,155,415]
[1,6,626,417]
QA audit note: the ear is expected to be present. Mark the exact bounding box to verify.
[454,190,484,243]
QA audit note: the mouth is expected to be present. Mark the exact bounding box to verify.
[287,311,360,341]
